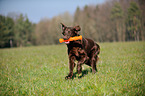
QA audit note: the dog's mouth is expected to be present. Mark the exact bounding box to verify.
[65,41,70,44]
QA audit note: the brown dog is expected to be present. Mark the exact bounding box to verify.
[61,23,100,79]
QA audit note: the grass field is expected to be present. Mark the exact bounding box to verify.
[0,42,145,95]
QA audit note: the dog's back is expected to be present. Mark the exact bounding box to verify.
[82,38,100,56]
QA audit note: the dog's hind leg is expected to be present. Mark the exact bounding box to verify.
[90,57,97,73]
[90,46,100,73]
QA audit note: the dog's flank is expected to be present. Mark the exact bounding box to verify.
[61,23,100,79]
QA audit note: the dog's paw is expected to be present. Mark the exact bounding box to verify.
[65,75,72,80]
[92,70,97,74]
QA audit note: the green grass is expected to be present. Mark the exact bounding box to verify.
[0,42,145,95]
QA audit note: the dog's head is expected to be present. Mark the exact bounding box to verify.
[61,23,81,40]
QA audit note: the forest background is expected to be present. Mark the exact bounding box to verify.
[0,0,145,48]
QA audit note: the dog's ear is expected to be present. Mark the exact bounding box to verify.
[74,25,81,31]
[60,23,66,30]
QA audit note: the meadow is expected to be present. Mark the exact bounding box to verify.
[0,42,145,95]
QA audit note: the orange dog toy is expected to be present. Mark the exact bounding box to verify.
[59,35,82,43]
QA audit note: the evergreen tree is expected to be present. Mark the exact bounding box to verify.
[111,2,124,41]
[14,14,34,47]
[0,15,14,48]
[138,0,145,40]
[74,7,80,25]
[127,1,141,41]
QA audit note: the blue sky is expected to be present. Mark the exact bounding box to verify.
[0,0,105,23]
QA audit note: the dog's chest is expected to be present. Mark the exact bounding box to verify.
[68,46,87,60]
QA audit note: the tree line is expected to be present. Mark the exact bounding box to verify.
[0,14,35,48]
[0,0,145,48]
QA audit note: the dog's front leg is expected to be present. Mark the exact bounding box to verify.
[65,56,76,79]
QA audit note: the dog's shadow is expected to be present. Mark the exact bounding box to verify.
[72,68,92,79]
